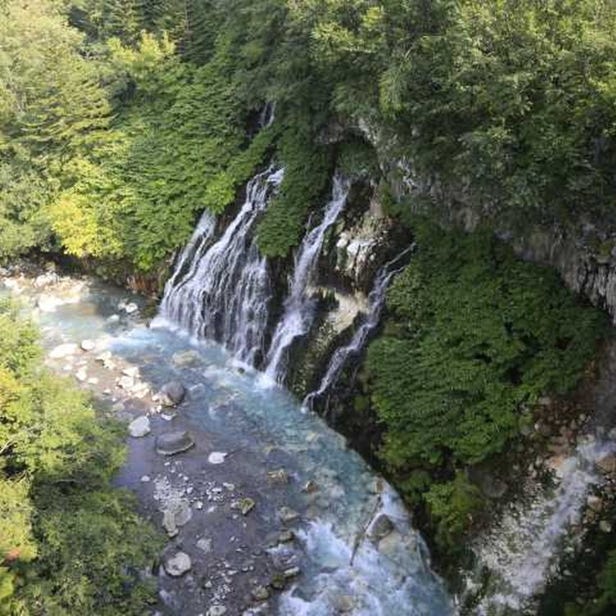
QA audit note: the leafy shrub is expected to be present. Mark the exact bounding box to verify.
[367,223,606,469]
[0,301,160,614]
[257,122,332,257]
[425,473,482,550]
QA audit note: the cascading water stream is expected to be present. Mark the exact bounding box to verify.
[304,245,414,411]
[156,166,283,365]
[265,174,351,383]
[469,437,616,614]
[160,210,217,304]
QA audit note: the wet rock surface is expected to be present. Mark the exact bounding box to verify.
[156,431,195,456]
[129,415,151,438]
[159,380,187,407]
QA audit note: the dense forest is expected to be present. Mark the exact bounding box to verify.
[2,0,616,614]
[3,0,616,267]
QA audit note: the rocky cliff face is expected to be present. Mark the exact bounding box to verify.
[361,120,616,324]
[284,180,409,398]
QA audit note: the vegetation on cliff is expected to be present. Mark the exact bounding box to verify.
[2,0,616,269]
[0,301,160,613]
[1,0,616,609]
[365,224,607,549]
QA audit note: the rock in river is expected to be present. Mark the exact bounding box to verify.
[128,416,151,438]
[159,381,186,407]
[156,431,195,456]
[369,513,395,540]
[278,506,299,524]
[162,499,192,537]
[49,343,78,359]
[80,339,96,352]
[208,451,227,465]
[163,551,192,577]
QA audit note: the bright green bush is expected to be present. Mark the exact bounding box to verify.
[363,223,605,552]
[257,122,333,257]
[0,301,160,614]
[3,0,616,273]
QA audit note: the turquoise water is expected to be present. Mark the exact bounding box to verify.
[1,271,454,615]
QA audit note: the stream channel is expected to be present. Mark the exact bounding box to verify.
[0,266,454,616]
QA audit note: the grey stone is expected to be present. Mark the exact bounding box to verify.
[49,343,78,359]
[172,350,201,367]
[596,453,616,474]
[208,451,227,464]
[278,507,299,524]
[123,302,139,314]
[117,375,135,390]
[278,530,294,543]
[128,416,151,438]
[369,513,395,540]
[600,520,613,533]
[252,586,270,601]
[162,499,192,537]
[164,551,192,577]
[336,596,355,613]
[196,537,212,553]
[302,480,319,493]
[156,431,195,456]
[240,498,255,516]
[268,469,288,484]
[122,366,140,378]
[206,607,227,616]
[159,381,186,407]
[80,339,96,352]
[587,495,603,512]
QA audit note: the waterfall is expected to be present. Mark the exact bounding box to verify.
[160,211,217,302]
[259,101,276,128]
[303,246,413,411]
[471,438,615,614]
[157,166,284,365]
[264,174,351,383]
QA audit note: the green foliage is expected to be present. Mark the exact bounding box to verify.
[0,301,160,613]
[2,0,616,272]
[45,30,269,270]
[257,123,332,257]
[363,224,605,552]
[337,137,380,180]
[367,223,606,469]
[565,547,616,616]
[298,0,616,225]
[425,472,482,549]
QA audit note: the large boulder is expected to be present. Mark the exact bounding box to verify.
[159,381,186,407]
[156,431,195,456]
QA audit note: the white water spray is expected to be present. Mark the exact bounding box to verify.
[471,438,615,614]
[265,174,351,382]
[157,167,283,364]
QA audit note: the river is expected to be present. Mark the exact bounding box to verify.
[0,264,453,616]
